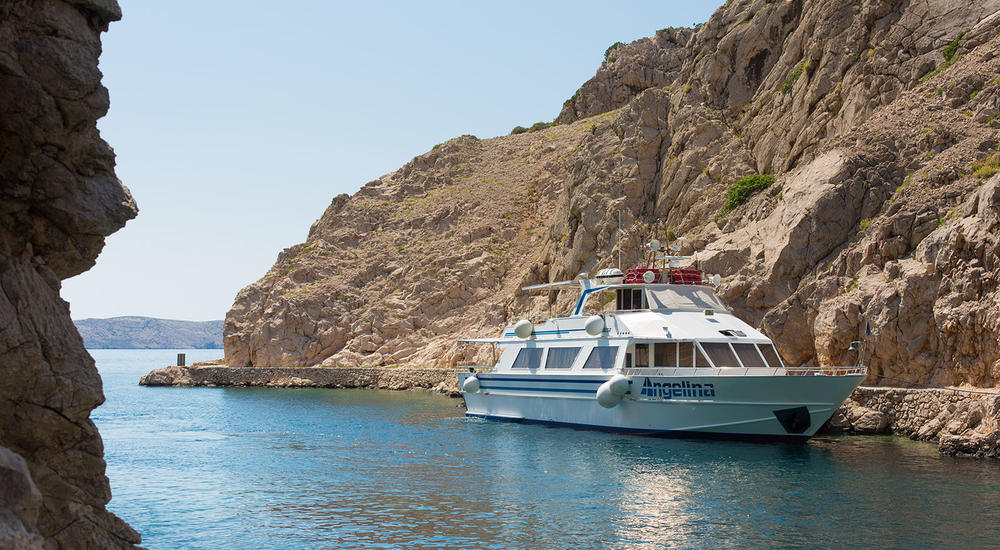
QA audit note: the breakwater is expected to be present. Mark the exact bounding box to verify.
[140,363,999,458]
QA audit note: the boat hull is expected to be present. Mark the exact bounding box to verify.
[458,372,863,440]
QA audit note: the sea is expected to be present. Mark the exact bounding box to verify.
[93,349,1000,549]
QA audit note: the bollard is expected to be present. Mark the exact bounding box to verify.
[177,353,186,366]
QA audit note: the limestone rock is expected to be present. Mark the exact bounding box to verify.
[0,1,140,547]
[226,0,1000,408]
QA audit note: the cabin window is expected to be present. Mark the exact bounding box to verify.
[733,343,766,368]
[654,342,677,367]
[634,344,649,367]
[511,348,543,369]
[584,346,619,369]
[701,342,740,367]
[545,347,580,369]
[758,344,783,367]
[616,289,645,310]
[677,342,693,367]
[695,346,711,368]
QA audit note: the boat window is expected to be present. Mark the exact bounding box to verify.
[615,289,645,310]
[677,342,693,367]
[635,344,649,367]
[654,342,676,367]
[583,346,619,369]
[758,344,783,368]
[511,348,543,369]
[701,342,740,367]
[545,347,580,369]
[733,343,766,368]
[695,346,711,368]
[618,289,631,310]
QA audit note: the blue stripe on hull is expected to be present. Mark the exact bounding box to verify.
[465,413,812,442]
[478,385,595,394]
[478,376,606,384]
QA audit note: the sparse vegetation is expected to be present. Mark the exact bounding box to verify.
[972,153,1000,179]
[510,126,528,135]
[781,61,808,93]
[563,92,578,106]
[942,29,969,62]
[721,174,775,214]
[846,276,858,293]
[604,41,624,63]
[859,218,872,231]
[920,29,969,83]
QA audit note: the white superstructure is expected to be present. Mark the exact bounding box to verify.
[458,262,866,440]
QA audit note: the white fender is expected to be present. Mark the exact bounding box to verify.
[462,375,480,393]
[596,374,630,408]
[514,319,533,339]
[584,315,605,336]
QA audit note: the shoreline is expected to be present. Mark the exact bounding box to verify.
[139,364,999,458]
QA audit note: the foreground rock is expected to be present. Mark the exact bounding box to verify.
[140,364,461,396]
[0,1,140,547]
[822,386,1000,458]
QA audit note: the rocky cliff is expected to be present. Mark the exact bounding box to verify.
[0,1,139,548]
[226,0,1000,398]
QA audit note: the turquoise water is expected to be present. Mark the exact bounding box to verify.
[94,349,1000,549]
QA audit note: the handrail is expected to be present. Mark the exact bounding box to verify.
[621,366,868,377]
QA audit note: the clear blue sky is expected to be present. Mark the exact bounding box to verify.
[64,0,724,321]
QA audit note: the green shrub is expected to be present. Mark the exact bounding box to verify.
[859,218,872,231]
[721,174,775,214]
[942,29,969,62]
[972,154,1000,179]
[510,126,528,135]
[604,42,624,62]
[780,61,808,93]
[528,121,554,132]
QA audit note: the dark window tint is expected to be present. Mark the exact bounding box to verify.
[701,342,740,367]
[511,348,543,369]
[758,344,783,367]
[678,342,693,367]
[655,342,677,367]
[584,346,619,369]
[695,346,711,368]
[733,343,766,367]
[546,347,580,369]
[635,344,649,367]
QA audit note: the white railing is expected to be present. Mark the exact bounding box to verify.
[783,366,868,376]
[621,366,867,377]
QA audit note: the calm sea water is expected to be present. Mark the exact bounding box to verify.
[93,349,1000,549]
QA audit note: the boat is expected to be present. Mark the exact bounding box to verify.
[457,240,867,441]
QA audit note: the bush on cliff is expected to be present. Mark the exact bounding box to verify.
[722,174,775,214]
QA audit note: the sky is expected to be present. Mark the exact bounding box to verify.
[63,0,725,321]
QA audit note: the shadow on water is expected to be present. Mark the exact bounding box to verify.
[94,350,1000,550]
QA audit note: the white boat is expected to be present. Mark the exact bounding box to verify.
[457,246,866,441]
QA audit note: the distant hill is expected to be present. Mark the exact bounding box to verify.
[74,317,223,349]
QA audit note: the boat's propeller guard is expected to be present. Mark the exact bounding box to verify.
[773,406,811,434]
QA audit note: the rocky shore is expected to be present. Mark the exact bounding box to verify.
[140,362,461,396]
[141,363,999,459]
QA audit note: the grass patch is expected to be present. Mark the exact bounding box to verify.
[721,174,775,214]
[942,29,969,62]
[605,42,624,63]
[972,153,1000,179]
[780,61,808,93]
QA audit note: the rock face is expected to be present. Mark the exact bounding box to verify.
[227,0,1000,413]
[824,387,1000,458]
[0,1,139,548]
[555,27,695,124]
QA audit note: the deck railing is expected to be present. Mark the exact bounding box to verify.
[621,366,868,377]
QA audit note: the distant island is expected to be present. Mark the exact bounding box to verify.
[74,317,223,349]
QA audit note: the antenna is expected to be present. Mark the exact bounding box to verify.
[617,210,622,271]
